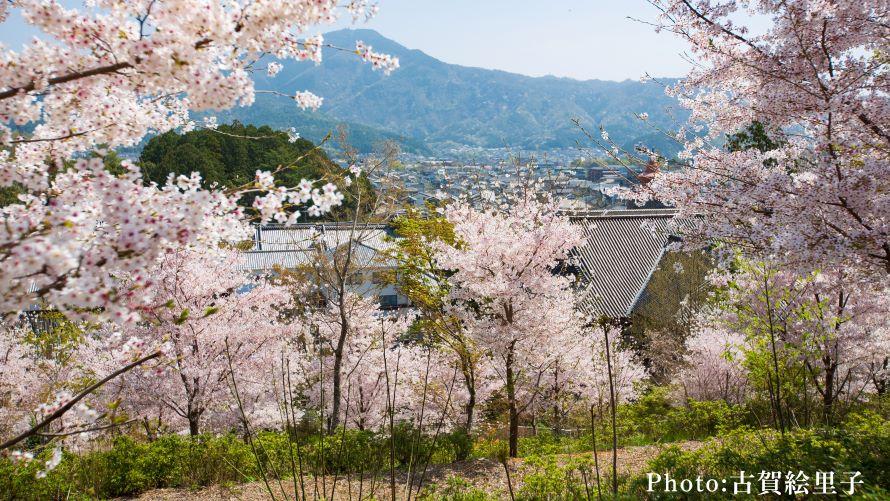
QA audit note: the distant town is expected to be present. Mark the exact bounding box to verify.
[354,149,649,211]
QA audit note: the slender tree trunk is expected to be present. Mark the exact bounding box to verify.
[329,315,349,432]
[382,324,398,501]
[803,370,811,427]
[589,404,603,501]
[873,357,888,395]
[460,357,476,436]
[763,277,786,433]
[502,459,515,501]
[142,417,157,442]
[822,358,837,425]
[506,341,519,458]
[767,330,786,433]
[553,365,561,436]
[464,388,476,435]
[602,322,618,496]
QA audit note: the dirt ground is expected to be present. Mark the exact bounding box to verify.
[133,441,702,500]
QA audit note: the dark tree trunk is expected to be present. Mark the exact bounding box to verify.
[552,365,561,436]
[822,358,837,425]
[188,413,200,436]
[465,387,476,435]
[873,356,888,395]
[329,310,349,432]
[506,341,519,458]
[602,321,618,496]
[461,358,477,435]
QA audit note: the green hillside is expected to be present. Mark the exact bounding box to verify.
[139,122,373,216]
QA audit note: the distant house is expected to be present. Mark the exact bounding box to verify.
[240,223,410,309]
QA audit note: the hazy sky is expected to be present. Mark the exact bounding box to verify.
[346,0,694,81]
[0,1,703,81]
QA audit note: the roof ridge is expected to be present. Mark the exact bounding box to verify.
[561,208,679,219]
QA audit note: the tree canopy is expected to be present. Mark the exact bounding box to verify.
[140,122,374,216]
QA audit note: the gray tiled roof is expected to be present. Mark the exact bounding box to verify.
[242,223,397,271]
[241,211,687,317]
[567,209,687,318]
[238,249,314,271]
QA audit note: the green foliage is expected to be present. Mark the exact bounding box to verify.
[20,310,87,363]
[4,400,882,499]
[389,423,474,468]
[627,411,890,499]
[295,428,385,475]
[0,424,475,499]
[388,207,465,345]
[471,390,750,461]
[619,388,748,444]
[389,205,457,313]
[516,454,597,500]
[720,260,850,426]
[0,183,26,207]
[419,475,499,500]
[0,434,256,500]
[139,121,374,217]
[725,121,784,154]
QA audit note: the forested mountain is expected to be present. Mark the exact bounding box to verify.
[140,122,373,215]
[225,29,687,155]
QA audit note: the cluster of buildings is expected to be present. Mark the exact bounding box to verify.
[382,155,649,212]
[241,208,686,322]
[241,222,411,309]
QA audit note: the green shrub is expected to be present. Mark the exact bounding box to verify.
[627,412,890,499]
[419,475,500,500]
[0,423,484,500]
[514,453,641,500]
[619,388,748,444]
[517,454,591,500]
[300,428,384,474]
[0,434,258,500]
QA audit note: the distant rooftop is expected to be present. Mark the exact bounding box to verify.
[241,223,397,271]
[241,209,690,319]
[568,208,691,318]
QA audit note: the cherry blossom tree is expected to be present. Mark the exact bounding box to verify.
[0,0,399,450]
[0,325,55,440]
[116,247,292,436]
[720,261,889,425]
[0,320,143,469]
[573,329,647,412]
[299,292,417,431]
[673,324,748,404]
[528,328,645,436]
[435,195,585,457]
[633,1,889,286]
[0,1,396,324]
[389,208,486,434]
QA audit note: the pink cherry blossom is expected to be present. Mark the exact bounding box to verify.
[635,1,889,288]
[435,194,586,456]
[0,1,395,324]
[113,246,293,435]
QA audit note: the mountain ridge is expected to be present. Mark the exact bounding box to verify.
[222,28,687,155]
